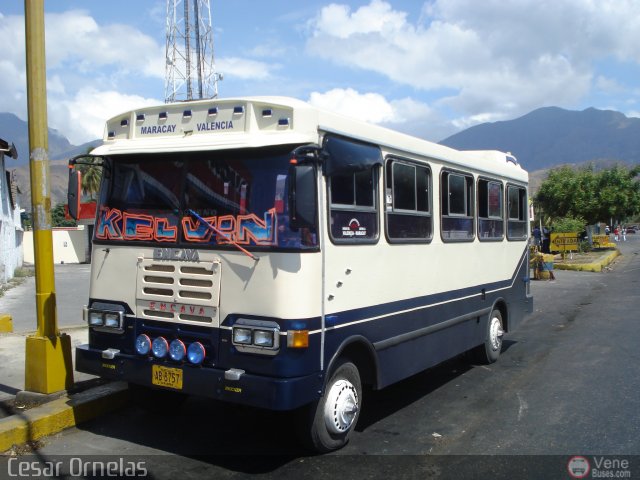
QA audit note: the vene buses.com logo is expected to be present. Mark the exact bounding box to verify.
[567,456,590,478]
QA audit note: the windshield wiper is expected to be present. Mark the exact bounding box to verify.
[186,209,259,262]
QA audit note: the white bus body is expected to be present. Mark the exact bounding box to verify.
[71,97,532,452]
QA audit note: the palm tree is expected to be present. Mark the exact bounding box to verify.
[78,147,102,201]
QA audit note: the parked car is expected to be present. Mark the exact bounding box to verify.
[626,226,636,234]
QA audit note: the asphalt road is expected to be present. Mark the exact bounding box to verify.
[3,238,640,479]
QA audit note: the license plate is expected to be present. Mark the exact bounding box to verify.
[151,365,183,390]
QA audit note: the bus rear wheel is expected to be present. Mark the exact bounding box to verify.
[473,309,504,364]
[298,359,362,453]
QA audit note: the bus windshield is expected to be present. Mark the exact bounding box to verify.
[94,145,318,251]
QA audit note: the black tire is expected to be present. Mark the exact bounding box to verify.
[297,359,362,453]
[473,309,504,364]
[129,383,187,414]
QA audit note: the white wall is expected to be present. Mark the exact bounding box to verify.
[23,226,88,264]
[0,153,23,283]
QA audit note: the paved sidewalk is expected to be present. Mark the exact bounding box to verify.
[0,327,94,404]
[0,264,128,453]
[0,327,129,453]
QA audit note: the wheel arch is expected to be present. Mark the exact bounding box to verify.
[492,297,510,331]
[325,335,379,391]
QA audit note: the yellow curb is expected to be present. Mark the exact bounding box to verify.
[554,249,620,272]
[0,381,129,452]
[0,314,13,333]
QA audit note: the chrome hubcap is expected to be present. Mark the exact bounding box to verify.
[324,379,359,434]
[489,316,504,351]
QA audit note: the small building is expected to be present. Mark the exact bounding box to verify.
[0,138,23,284]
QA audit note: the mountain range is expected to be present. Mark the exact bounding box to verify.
[2,106,640,210]
[0,112,99,166]
[439,106,640,172]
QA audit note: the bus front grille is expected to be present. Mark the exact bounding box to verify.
[135,259,221,326]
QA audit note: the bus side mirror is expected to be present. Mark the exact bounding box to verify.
[288,163,317,230]
[67,169,81,220]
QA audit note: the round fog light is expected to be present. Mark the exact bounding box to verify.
[135,334,151,355]
[152,337,169,358]
[169,339,186,362]
[187,342,206,365]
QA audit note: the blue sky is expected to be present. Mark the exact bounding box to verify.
[2,0,640,145]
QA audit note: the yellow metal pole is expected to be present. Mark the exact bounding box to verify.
[24,0,73,393]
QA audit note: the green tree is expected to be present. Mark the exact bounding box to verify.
[552,216,587,233]
[595,165,640,223]
[78,156,102,201]
[52,203,77,227]
[534,164,640,224]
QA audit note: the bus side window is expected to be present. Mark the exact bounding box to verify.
[477,178,504,241]
[323,135,381,245]
[385,158,432,242]
[507,184,528,240]
[441,170,475,242]
[328,168,378,243]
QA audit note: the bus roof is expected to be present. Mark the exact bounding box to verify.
[92,96,528,182]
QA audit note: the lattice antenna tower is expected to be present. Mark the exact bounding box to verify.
[165,0,222,103]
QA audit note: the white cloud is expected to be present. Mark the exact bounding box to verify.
[307,88,450,140]
[48,88,161,144]
[217,57,276,80]
[306,0,640,128]
[308,88,395,123]
[44,10,163,78]
[0,9,165,144]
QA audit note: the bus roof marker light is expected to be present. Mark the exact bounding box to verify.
[159,111,168,120]
[107,131,115,139]
[120,119,129,127]
[208,107,218,116]
[183,109,192,118]
[262,109,273,117]
[278,118,290,127]
[136,114,145,122]
[233,105,245,115]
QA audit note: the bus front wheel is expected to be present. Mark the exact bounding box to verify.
[298,359,362,453]
[473,309,504,364]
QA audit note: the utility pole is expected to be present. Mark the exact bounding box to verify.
[24,0,73,394]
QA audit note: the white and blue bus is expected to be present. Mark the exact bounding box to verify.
[68,97,532,452]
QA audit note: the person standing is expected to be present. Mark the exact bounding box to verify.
[532,226,542,250]
[542,226,551,253]
[614,226,619,242]
[622,226,627,242]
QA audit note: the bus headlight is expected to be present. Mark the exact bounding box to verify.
[253,329,275,348]
[104,312,121,328]
[232,319,280,355]
[84,303,125,332]
[88,311,104,326]
[232,328,252,345]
